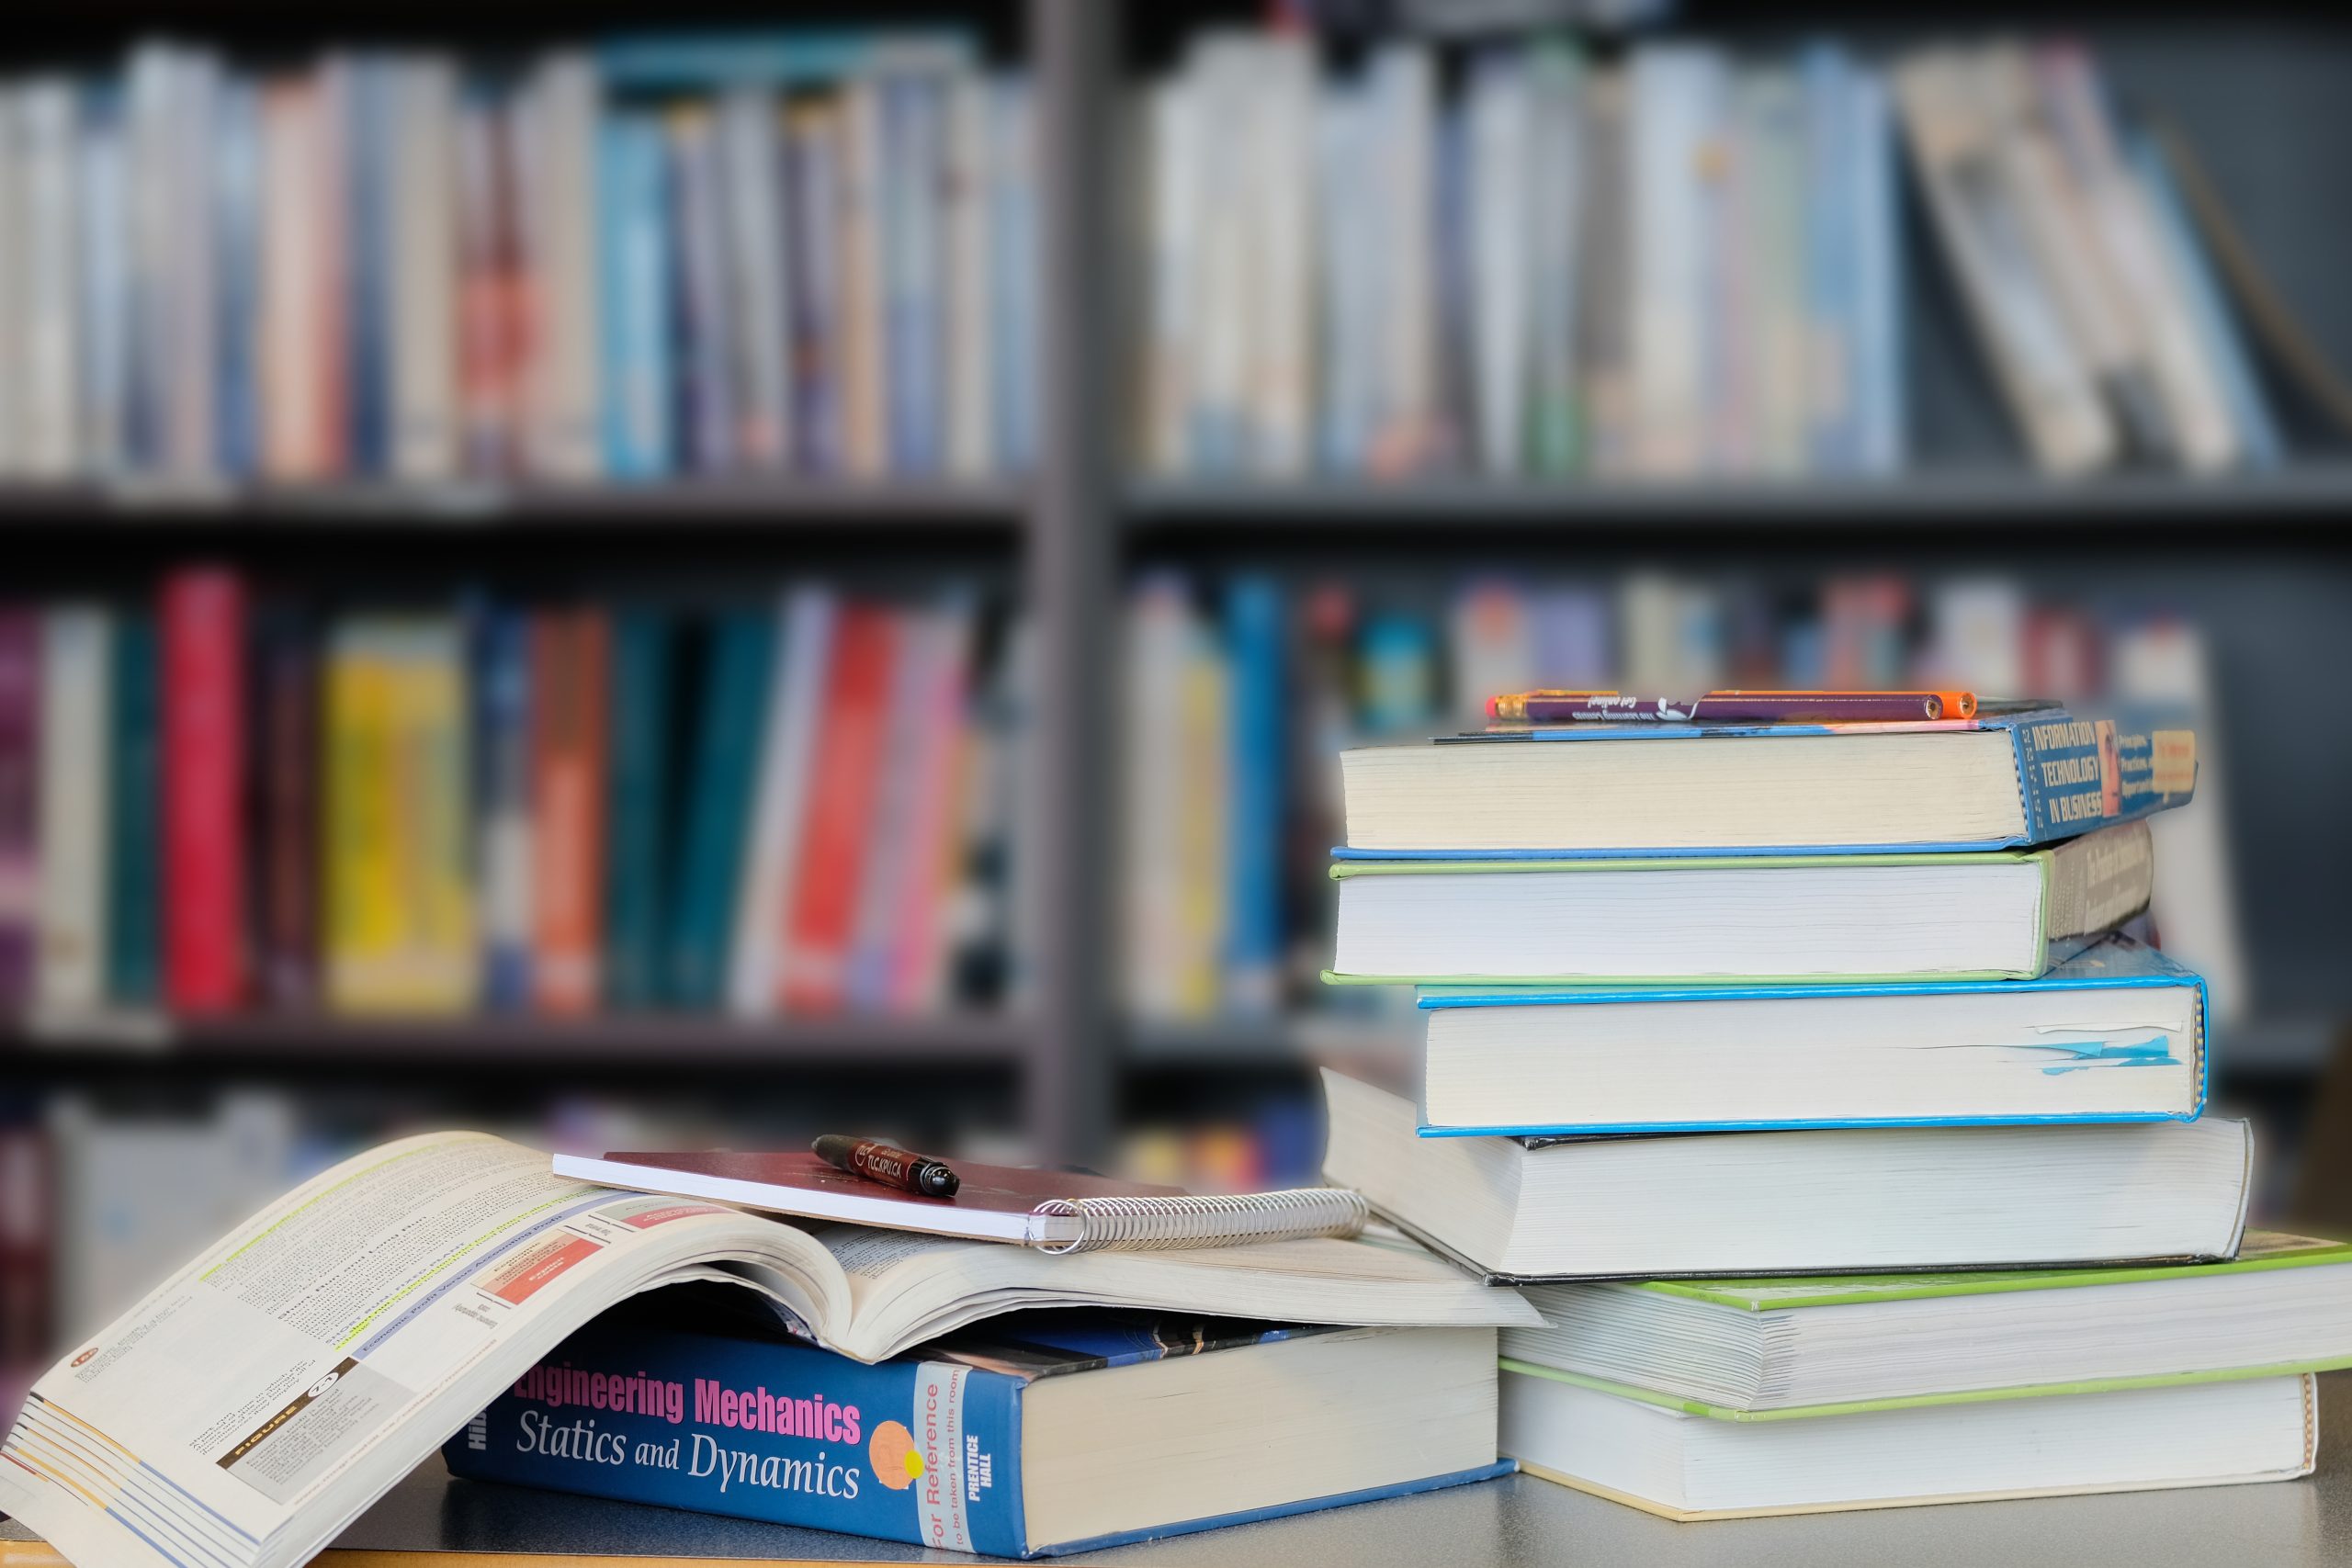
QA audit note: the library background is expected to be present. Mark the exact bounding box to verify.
[1,0,2349,1417]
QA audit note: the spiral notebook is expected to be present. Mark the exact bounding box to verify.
[551,1148,1371,1252]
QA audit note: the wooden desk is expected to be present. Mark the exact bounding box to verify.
[11,1371,2352,1566]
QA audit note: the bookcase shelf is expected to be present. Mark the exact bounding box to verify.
[1125,466,2352,534]
[0,1010,1035,1068]
[0,480,1030,530]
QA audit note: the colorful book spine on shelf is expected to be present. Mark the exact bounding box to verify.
[602,607,673,1010]
[666,610,775,1010]
[162,570,246,1013]
[531,609,608,1014]
[476,608,536,1011]
[0,615,41,1008]
[105,613,161,1007]
[597,112,675,479]
[1223,579,1285,1014]
[781,604,897,1012]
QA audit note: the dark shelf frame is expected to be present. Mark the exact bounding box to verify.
[0,479,1029,527]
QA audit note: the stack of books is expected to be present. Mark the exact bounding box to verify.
[1318,698,2352,1518]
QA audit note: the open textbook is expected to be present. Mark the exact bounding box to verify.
[0,1133,1534,1568]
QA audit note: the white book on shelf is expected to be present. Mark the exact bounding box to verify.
[1467,50,1532,478]
[130,45,223,481]
[987,77,1037,477]
[36,608,110,1015]
[1141,73,1201,476]
[729,588,836,1018]
[1628,47,1724,479]
[258,80,334,481]
[666,106,733,475]
[718,85,790,470]
[1121,580,1193,1019]
[77,100,130,477]
[520,53,602,481]
[1577,67,1634,478]
[944,71,995,479]
[1315,83,1375,475]
[1745,68,1808,478]
[1368,43,1439,475]
[1524,43,1583,479]
[0,88,26,477]
[1185,36,1253,475]
[23,81,80,479]
[390,58,460,483]
[1245,35,1315,478]
[1849,66,1905,476]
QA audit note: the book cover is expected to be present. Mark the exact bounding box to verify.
[601,608,673,1010]
[532,609,608,1014]
[1411,933,2209,1135]
[105,613,161,1007]
[0,613,40,1007]
[162,570,246,1013]
[780,604,897,1012]
[665,610,773,1010]
[446,1317,1503,1558]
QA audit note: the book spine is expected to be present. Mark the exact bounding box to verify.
[988,78,1036,476]
[24,81,81,479]
[32,611,106,1013]
[390,58,461,482]
[530,610,607,1014]
[252,606,319,1010]
[1849,65,1904,477]
[523,54,605,481]
[0,612,39,1006]
[880,73,945,476]
[786,103,845,475]
[105,613,160,1006]
[323,623,396,1010]
[441,1325,1032,1558]
[78,91,130,477]
[842,607,933,1011]
[596,113,673,480]
[943,71,993,480]
[728,589,834,1018]
[665,610,773,1010]
[1224,579,1283,1015]
[408,620,477,1010]
[667,107,734,475]
[213,78,262,479]
[2006,709,2198,844]
[883,602,973,1011]
[780,604,898,1012]
[837,75,888,479]
[718,86,791,469]
[476,608,535,1010]
[345,58,392,477]
[162,570,246,1013]
[601,608,672,1010]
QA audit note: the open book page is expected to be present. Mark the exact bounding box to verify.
[0,1134,839,1568]
[810,1221,1543,1363]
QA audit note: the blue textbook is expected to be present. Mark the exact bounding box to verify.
[444,1314,1506,1559]
[1411,933,2209,1137]
[1336,705,2196,859]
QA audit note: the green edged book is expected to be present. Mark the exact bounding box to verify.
[1324,819,2151,984]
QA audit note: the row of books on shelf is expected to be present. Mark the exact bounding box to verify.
[1135,29,2278,482]
[0,572,1026,1027]
[0,32,1037,489]
[1121,569,2246,1023]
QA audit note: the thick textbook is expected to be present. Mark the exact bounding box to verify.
[1413,932,2208,1135]
[1327,819,2154,985]
[1337,706,2196,856]
[1502,1370,2316,1521]
[444,1315,1506,1558]
[1320,1069,2252,1281]
[1505,1231,2352,1416]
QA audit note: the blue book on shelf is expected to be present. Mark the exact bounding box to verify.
[664,610,775,1009]
[1224,579,1285,1013]
[598,30,972,92]
[604,609,675,1010]
[214,81,262,479]
[1331,704,2197,861]
[106,613,161,1006]
[1800,45,1858,474]
[1412,934,2210,1138]
[2130,131,2283,470]
[344,58,394,477]
[598,113,675,480]
[477,609,535,1012]
[882,72,947,477]
[444,1315,1510,1559]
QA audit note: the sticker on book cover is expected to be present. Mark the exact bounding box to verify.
[910,1361,975,1552]
[2150,730,2196,795]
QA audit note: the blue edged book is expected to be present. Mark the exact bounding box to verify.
[1336,704,2196,858]
[444,1313,1506,1559]
[1413,933,2207,1136]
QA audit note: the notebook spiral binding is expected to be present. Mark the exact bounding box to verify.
[1027,1188,1372,1255]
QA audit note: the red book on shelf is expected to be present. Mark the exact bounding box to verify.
[779,604,898,1013]
[531,609,607,1015]
[164,570,248,1014]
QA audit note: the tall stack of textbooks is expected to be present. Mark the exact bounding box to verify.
[0,570,1025,1027]
[1133,28,2278,482]
[1316,700,2352,1517]
[0,32,1036,488]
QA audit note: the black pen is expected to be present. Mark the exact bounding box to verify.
[812,1134,961,1199]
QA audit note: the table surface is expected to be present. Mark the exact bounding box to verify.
[10,1372,2352,1567]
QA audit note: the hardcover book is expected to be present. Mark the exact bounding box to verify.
[445,1314,1507,1558]
[1410,932,2208,1135]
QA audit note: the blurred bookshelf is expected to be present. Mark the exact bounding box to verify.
[8,0,2352,1399]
